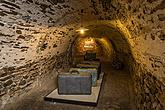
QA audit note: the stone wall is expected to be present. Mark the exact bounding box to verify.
[0,53,67,108]
[133,63,165,110]
[90,0,165,109]
[91,0,165,75]
[0,0,105,108]
[0,0,88,108]
[0,0,165,109]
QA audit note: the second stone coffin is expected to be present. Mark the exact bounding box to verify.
[57,73,92,95]
[76,61,101,79]
[69,68,98,87]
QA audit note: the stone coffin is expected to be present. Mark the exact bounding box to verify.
[44,72,105,106]
[84,51,96,60]
[57,72,92,95]
[76,61,101,79]
[69,68,98,87]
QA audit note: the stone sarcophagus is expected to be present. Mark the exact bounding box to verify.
[84,51,96,60]
[69,68,98,86]
[76,61,101,79]
[57,72,92,95]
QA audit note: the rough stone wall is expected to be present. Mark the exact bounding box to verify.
[133,63,165,110]
[0,53,67,108]
[0,0,165,109]
[90,0,165,109]
[0,0,97,108]
[91,0,165,77]
[86,0,165,109]
[119,0,165,109]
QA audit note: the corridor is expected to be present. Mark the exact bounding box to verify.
[0,0,164,110]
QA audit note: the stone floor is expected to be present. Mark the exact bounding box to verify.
[6,62,136,110]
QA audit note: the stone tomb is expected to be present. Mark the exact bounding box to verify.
[44,72,104,106]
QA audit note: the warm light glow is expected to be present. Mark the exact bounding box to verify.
[76,28,89,34]
[84,38,95,49]
[80,29,85,34]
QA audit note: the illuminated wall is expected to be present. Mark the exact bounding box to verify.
[74,37,97,55]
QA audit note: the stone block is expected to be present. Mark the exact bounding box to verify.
[3,80,13,87]
[19,80,26,86]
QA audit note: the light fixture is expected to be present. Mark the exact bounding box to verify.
[76,28,89,34]
[76,9,89,34]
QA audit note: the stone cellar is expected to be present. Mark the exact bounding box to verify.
[0,0,165,110]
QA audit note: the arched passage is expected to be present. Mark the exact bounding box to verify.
[70,21,136,73]
[69,23,136,109]
[0,0,164,109]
